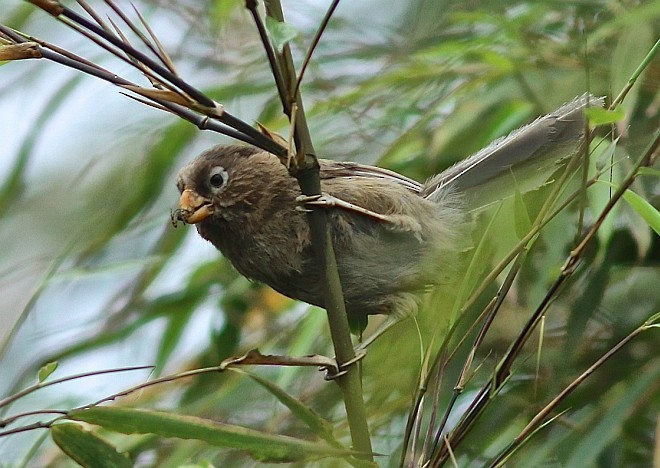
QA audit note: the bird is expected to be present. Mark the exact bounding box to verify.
[173,94,602,341]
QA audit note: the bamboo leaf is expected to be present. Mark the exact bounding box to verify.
[265,16,298,53]
[235,369,338,445]
[69,407,354,462]
[51,423,132,468]
[638,167,660,177]
[585,106,626,125]
[513,183,532,240]
[623,189,660,236]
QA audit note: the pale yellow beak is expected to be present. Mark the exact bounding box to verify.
[176,189,214,224]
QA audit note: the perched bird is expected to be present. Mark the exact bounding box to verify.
[174,95,602,338]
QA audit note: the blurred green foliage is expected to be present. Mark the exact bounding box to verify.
[0,0,658,466]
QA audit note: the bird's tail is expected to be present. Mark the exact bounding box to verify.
[422,93,604,208]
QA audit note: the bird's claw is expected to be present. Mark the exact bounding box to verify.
[295,194,334,213]
[296,193,329,205]
[322,349,367,381]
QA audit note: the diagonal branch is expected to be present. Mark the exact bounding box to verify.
[2,4,287,155]
[293,0,340,98]
[245,0,291,118]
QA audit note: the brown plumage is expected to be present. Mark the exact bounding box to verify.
[175,145,462,331]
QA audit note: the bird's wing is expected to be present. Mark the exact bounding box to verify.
[319,160,423,193]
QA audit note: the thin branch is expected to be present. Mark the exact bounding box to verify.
[53,1,213,107]
[401,136,617,463]
[400,150,623,463]
[245,0,291,117]
[76,0,113,34]
[0,25,131,85]
[1,409,68,428]
[0,22,286,155]
[0,420,55,438]
[430,252,526,458]
[293,0,340,98]
[104,0,174,73]
[27,0,286,150]
[0,365,153,410]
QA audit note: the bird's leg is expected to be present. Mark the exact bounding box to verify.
[296,193,390,220]
[355,314,406,351]
[297,193,422,234]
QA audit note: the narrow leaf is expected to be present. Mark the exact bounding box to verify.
[585,107,626,125]
[51,423,132,468]
[638,166,660,178]
[513,184,532,240]
[69,407,354,462]
[265,16,298,53]
[623,189,660,236]
[236,369,338,445]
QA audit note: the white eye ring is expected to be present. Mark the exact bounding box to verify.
[209,166,228,190]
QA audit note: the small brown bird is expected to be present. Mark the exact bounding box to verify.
[174,95,601,337]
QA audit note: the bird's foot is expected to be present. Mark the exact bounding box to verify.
[322,349,367,381]
[297,193,387,220]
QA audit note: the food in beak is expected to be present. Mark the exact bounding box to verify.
[173,189,214,225]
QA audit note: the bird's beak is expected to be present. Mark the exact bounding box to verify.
[175,189,214,224]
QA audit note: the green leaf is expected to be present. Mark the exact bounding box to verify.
[513,183,532,240]
[451,203,502,322]
[584,106,626,125]
[622,189,660,236]
[236,369,339,445]
[69,407,354,462]
[37,361,58,382]
[265,16,299,53]
[644,312,660,329]
[51,423,132,468]
[638,166,660,178]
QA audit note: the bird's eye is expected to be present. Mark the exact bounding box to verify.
[209,166,228,189]
[210,173,223,187]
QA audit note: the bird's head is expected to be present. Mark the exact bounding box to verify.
[173,145,267,227]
